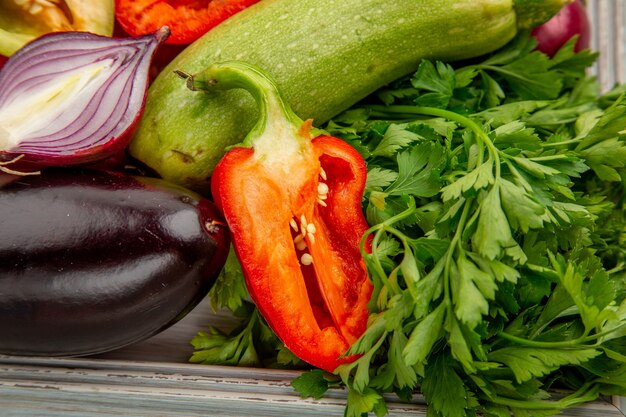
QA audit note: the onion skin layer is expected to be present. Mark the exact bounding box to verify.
[0,168,230,357]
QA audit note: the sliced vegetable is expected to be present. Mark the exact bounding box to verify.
[532,0,590,56]
[289,34,624,417]
[0,168,230,357]
[179,61,372,372]
[130,0,570,191]
[115,0,260,45]
[0,0,114,57]
[0,27,169,171]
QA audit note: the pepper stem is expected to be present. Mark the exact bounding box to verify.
[175,61,307,152]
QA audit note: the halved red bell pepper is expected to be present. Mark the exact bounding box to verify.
[177,61,372,372]
[115,0,261,45]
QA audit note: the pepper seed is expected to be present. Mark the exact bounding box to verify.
[294,233,307,251]
[300,215,308,236]
[296,239,307,251]
[301,253,313,265]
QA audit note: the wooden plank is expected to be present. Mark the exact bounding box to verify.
[587,3,626,411]
[1,356,624,417]
[0,357,427,417]
[588,0,626,90]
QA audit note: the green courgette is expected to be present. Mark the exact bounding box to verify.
[129,0,569,191]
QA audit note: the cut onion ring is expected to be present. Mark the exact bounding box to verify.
[0,27,170,170]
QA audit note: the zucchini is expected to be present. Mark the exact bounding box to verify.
[129,0,568,191]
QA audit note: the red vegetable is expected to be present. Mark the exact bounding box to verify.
[115,0,261,45]
[179,61,372,372]
[0,28,169,172]
[531,0,590,56]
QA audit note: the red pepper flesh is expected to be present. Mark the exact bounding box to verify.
[115,0,261,45]
[180,62,372,372]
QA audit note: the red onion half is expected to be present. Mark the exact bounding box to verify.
[0,27,170,169]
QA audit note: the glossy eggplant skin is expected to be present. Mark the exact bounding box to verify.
[0,168,230,357]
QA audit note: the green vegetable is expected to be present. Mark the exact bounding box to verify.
[187,22,626,417]
[188,31,626,415]
[287,34,626,416]
[129,0,568,191]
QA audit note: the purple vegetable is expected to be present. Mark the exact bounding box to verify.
[0,27,169,170]
[0,167,230,357]
[531,0,590,57]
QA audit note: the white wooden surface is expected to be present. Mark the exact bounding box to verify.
[0,352,624,417]
[0,355,429,417]
[1,1,626,416]
[588,0,626,91]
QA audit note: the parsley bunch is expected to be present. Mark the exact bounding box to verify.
[191,34,626,416]
[292,35,626,416]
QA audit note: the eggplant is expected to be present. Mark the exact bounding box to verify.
[0,168,230,356]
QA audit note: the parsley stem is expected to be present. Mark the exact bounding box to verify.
[360,200,419,297]
[443,199,473,315]
[475,65,538,88]
[412,105,500,178]
[541,137,583,148]
[607,261,625,275]
[370,228,402,296]
[498,331,584,348]
[488,381,599,410]
[499,323,626,348]
[528,154,573,161]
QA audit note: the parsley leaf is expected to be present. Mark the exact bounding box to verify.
[208,246,249,312]
[385,141,445,198]
[321,32,626,417]
[488,347,601,383]
[411,60,456,108]
[291,369,332,399]
[421,353,468,417]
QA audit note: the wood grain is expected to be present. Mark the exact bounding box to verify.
[1,356,625,417]
[588,0,626,90]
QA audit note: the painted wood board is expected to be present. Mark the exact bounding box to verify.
[1,356,624,417]
[588,0,626,91]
